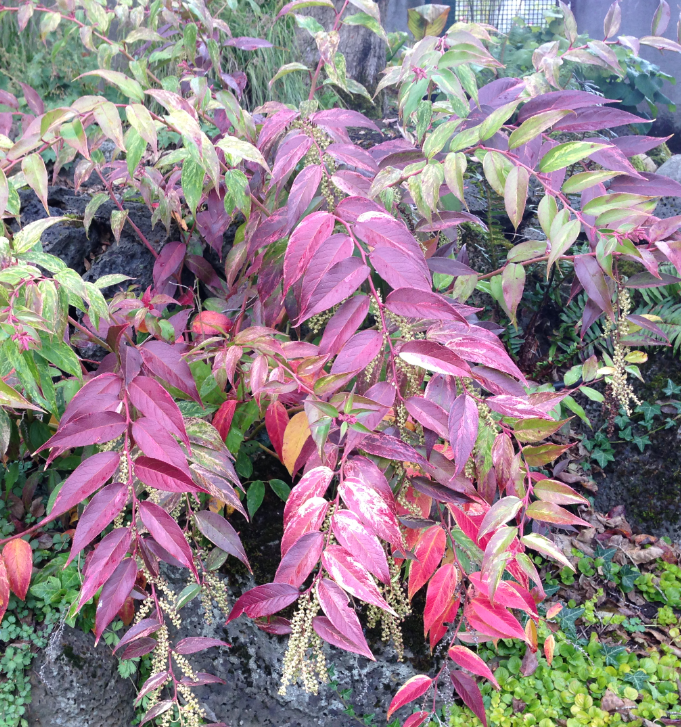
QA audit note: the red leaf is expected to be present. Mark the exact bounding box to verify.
[318,295,370,357]
[257,108,299,153]
[312,616,374,659]
[274,531,324,587]
[134,457,203,493]
[50,452,121,520]
[386,289,468,323]
[403,712,431,727]
[114,618,162,654]
[283,211,334,293]
[450,670,488,727]
[369,247,432,292]
[331,510,390,584]
[321,544,395,613]
[194,510,251,571]
[255,616,292,634]
[140,340,201,403]
[330,330,384,374]
[139,501,196,575]
[338,477,402,548]
[79,528,132,608]
[0,558,8,623]
[213,400,238,442]
[354,212,423,259]
[344,456,395,502]
[335,195,384,224]
[281,497,328,555]
[265,401,288,460]
[399,341,471,378]
[180,672,226,686]
[226,583,300,623]
[387,675,433,719]
[298,258,370,324]
[423,563,458,636]
[408,525,446,599]
[174,637,229,654]
[128,375,189,447]
[468,573,537,616]
[315,578,374,659]
[94,557,137,643]
[283,466,333,528]
[448,645,500,689]
[67,482,128,566]
[443,337,526,383]
[429,595,460,651]
[132,418,189,474]
[448,394,479,475]
[325,143,378,173]
[37,412,127,454]
[464,596,527,641]
[140,701,174,725]
[2,539,32,600]
[287,164,323,226]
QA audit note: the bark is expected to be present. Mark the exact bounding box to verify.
[295,0,389,94]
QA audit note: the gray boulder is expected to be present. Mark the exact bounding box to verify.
[653,155,681,219]
[27,623,136,727]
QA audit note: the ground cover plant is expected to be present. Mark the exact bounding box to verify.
[3,0,681,724]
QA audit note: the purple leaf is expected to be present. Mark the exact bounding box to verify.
[311,109,380,132]
[318,295,370,357]
[224,37,273,50]
[140,341,201,403]
[399,340,471,377]
[330,330,384,374]
[114,619,162,654]
[405,396,448,439]
[448,394,479,475]
[194,510,251,571]
[298,258,370,324]
[358,432,427,466]
[450,671,488,727]
[417,211,487,232]
[37,413,126,455]
[325,143,378,173]
[334,196,384,223]
[427,258,478,277]
[287,164,323,227]
[95,557,137,643]
[574,255,614,318]
[174,637,229,654]
[134,457,203,493]
[316,578,375,659]
[79,528,132,609]
[132,418,189,474]
[139,501,197,576]
[283,211,334,293]
[270,133,313,188]
[274,531,324,587]
[552,107,650,132]
[610,135,671,157]
[386,289,469,323]
[609,172,681,197]
[517,91,612,123]
[370,247,432,292]
[127,376,189,447]
[67,482,128,566]
[120,637,157,660]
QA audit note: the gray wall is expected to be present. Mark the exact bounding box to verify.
[572,0,681,148]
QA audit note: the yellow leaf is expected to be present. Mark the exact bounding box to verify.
[208,497,225,514]
[544,633,555,666]
[282,411,310,474]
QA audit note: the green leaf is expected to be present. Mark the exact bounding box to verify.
[22,154,49,213]
[181,157,205,216]
[504,166,529,229]
[423,119,463,158]
[78,71,145,103]
[562,395,590,427]
[269,62,309,89]
[580,386,604,402]
[342,12,387,41]
[83,193,109,238]
[216,137,269,172]
[538,141,610,173]
[508,109,571,150]
[176,583,202,609]
[294,13,326,36]
[269,479,291,501]
[125,127,147,179]
[93,101,126,150]
[93,274,133,289]
[562,170,623,193]
[247,480,265,518]
[479,100,520,141]
[36,336,83,379]
[12,218,65,254]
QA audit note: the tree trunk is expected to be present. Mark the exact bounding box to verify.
[295,0,389,94]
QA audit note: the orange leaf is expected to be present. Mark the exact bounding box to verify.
[408,525,446,600]
[282,411,310,474]
[0,557,9,622]
[3,539,32,600]
[544,633,555,666]
[546,603,563,619]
